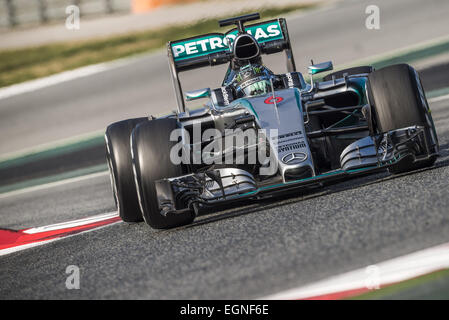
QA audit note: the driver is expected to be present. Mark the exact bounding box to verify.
[226,61,277,98]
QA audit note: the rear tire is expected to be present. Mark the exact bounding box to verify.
[323,66,373,81]
[105,118,148,222]
[131,118,194,229]
[367,64,438,173]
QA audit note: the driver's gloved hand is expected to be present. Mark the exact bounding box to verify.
[248,81,268,95]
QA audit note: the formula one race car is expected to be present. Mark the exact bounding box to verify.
[105,13,439,229]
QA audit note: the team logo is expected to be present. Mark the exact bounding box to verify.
[264,96,283,104]
[281,152,308,164]
[221,87,230,105]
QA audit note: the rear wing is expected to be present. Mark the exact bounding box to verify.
[167,18,297,112]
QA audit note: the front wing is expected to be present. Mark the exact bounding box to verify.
[155,125,437,218]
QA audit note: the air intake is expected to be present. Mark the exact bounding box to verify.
[233,34,260,60]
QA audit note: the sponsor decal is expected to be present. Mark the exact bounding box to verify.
[264,96,283,104]
[171,20,283,61]
[221,87,230,105]
[281,152,308,164]
[225,20,282,46]
[277,137,302,145]
[278,142,306,153]
[171,34,227,61]
[276,130,302,140]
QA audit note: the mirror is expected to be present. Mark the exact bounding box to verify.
[308,61,333,75]
[185,88,211,101]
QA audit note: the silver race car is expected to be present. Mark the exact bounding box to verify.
[105,13,439,229]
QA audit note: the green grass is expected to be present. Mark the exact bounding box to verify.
[0,4,316,88]
[349,269,449,300]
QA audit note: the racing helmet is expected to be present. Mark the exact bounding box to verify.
[231,64,274,97]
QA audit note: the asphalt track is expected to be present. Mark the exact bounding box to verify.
[1,0,449,300]
[0,92,448,299]
[1,0,449,155]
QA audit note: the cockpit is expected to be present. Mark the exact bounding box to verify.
[223,63,275,98]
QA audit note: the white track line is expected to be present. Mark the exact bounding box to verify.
[429,93,449,104]
[0,239,60,257]
[2,31,449,102]
[0,221,121,257]
[0,211,120,256]
[262,242,449,299]
[0,64,110,101]
[23,211,118,234]
[0,53,151,101]
[0,170,108,200]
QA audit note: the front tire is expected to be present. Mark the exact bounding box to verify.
[105,118,148,222]
[131,118,194,229]
[367,64,438,173]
